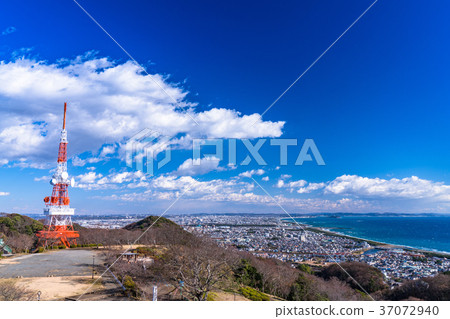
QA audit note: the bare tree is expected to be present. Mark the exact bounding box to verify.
[234,251,298,299]
[314,276,364,301]
[319,262,387,294]
[4,233,35,253]
[0,280,35,301]
[166,240,233,301]
[386,274,450,301]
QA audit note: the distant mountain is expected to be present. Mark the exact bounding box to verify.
[123,215,178,231]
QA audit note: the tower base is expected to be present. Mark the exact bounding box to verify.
[37,229,79,248]
[37,213,79,248]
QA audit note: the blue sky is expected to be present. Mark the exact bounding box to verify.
[0,0,449,215]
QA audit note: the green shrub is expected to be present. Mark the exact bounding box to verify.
[319,262,387,293]
[123,275,139,298]
[0,217,14,229]
[234,259,263,290]
[136,246,156,256]
[296,263,313,274]
[123,275,136,289]
[206,292,218,301]
[239,286,270,301]
[287,274,329,301]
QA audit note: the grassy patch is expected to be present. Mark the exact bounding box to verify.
[238,286,270,301]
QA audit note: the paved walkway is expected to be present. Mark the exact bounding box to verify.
[0,249,100,278]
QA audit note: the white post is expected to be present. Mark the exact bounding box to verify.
[153,286,157,301]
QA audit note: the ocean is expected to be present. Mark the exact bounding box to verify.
[288,216,450,254]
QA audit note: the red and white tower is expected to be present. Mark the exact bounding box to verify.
[37,102,79,248]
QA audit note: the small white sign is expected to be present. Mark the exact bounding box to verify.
[153,286,157,301]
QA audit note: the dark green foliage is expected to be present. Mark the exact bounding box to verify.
[123,215,177,230]
[135,246,156,256]
[296,263,313,274]
[123,275,139,298]
[287,274,328,301]
[0,213,43,236]
[287,274,309,300]
[0,214,42,252]
[234,259,263,290]
[319,262,387,294]
[239,286,270,301]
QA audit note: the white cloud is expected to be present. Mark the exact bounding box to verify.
[325,175,450,201]
[0,54,284,166]
[177,156,221,176]
[109,172,132,183]
[262,176,269,181]
[94,173,374,212]
[76,172,103,185]
[276,179,284,188]
[276,177,307,191]
[150,175,252,196]
[1,27,16,36]
[71,169,387,212]
[72,157,86,166]
[55,169,450,213]
[297,182,326,194]
[34,175,50,182]
[71,144,116,167]
[239,169,265,178]
[274,174,450,200]
[74,170,146,190]
[0,122,47,159]
[287,180,307,188]
[99,145,116,157]
[71,156,102,167]
[0,191,10,196]
[96,174,262,203]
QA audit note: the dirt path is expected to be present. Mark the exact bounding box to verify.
[11,276,99,300]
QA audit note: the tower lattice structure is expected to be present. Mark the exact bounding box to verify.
[37,102,79,248]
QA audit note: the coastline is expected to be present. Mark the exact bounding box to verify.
[282,218,450,258]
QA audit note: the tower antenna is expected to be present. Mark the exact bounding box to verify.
[37,102,79,248]
[63,102,67,130]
